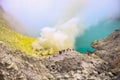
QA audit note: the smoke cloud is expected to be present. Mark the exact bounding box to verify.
[32,18,85,50]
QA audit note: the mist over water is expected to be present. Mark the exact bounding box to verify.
[1,0,120,52]
[76,20,120,53]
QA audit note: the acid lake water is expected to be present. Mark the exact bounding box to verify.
[75,20,120,53]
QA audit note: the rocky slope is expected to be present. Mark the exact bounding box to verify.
[0,41,55,80]
[0,29,120,80]
[92,29,120,79]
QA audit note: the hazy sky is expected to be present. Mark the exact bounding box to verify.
[1,0,120,36]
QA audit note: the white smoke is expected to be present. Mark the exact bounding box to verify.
[32,18,85,50]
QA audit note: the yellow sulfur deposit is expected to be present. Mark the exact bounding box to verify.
[0,26,57,56]
[0,26,35,55]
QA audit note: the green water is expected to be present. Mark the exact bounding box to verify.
[75,20,120,53]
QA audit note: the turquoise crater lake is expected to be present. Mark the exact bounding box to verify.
[75,20,120,53]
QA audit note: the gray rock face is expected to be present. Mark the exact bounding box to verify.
[0,29,120,80]
[41,50,113,80]
[92,29,120,80]
[0,42,55,80]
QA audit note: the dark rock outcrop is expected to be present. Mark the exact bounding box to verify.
[0,29,120,80]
